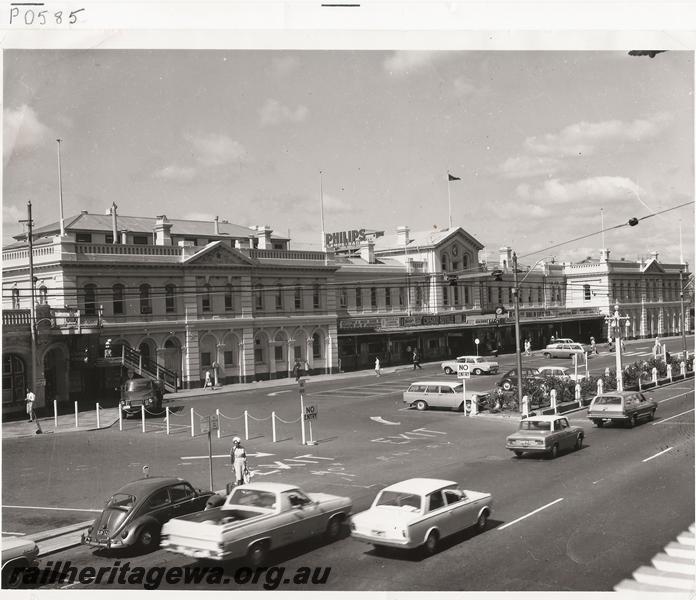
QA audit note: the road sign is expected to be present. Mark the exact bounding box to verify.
[200,415,219,434]
[304,403,318,421]
[457,363,471,379]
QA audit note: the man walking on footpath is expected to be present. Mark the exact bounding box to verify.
[292,358,304,382]
[374,357,381,377]
[412,350,422,370]
[25,388,36,422]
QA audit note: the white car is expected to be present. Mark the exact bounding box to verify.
[2,537,39,588]
[537,366,585,381]
[440,355,499,375]
[350,478,493,555]
[542,343,589,359]
[551,338,574,345]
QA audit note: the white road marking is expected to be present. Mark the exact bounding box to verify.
[180,451,275,460]
[267,390,291,397]
[592,479,604,485]
[2,531,26,536]
[658,391,693,404]
[370,416,401,425]
[2,505,101,513]
[642,447,673,462]
[497,498,564,530]
[651,408,695,425]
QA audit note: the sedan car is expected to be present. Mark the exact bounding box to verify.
[120,378,164,417]
[536,366,585,381]
[587,391,657,428]
[82,477,214,552]
[496,367,541,391]
[1,537,39,588]
[505,415,584,458]
[403,381,490,412]
[542,343,589,359]
[350,478,493,555]
[441,355,499,376]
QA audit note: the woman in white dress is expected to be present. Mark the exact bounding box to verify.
[230,437,248,486]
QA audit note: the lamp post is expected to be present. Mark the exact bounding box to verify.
[19,202,38,396]
[679,269,688,357]
[605,303,631,392]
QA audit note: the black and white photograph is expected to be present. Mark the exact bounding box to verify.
[1,11,695,595]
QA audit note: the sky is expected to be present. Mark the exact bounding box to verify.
[3,49,694,265]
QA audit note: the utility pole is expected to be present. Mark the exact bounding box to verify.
[606,303,631,392]
[679,269,687,356]
[20,202,38,395]
[512,253,523,407]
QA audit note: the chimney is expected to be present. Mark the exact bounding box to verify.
[120,229,128,244]
[110,203,118,244]
[360,239,375,264]
[650,250,659,262]
[396,225,410,247]
[236,238,250,249]
[499,246,513,271]
[600,249,610,263]
[214,216,220,235]
[154,215,173,246]
[255,225,273,250]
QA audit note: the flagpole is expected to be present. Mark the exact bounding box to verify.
[57,138,65,236]
[600,207,605,249]
[679,219,684,264]
[319,170,325,251]
[447,173,452,230]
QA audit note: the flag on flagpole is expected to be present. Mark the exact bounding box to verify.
[448,173,461,181]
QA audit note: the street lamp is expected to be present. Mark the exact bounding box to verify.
[679,269,690,357]
[605,303,631,391]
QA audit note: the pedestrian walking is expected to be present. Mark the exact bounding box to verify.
[374,357,381,377]
[292,358,304,382]
[550,335,556,344]
[104,338,112,358]
[25,388,36,422]
[412,350,423,370]
[230,437,249,487]
[653,336,661,357]
[524,339,531,356]
[203,369,213,390]
[590,336,597,355]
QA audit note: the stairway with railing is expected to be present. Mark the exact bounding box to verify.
[118,346,180,393]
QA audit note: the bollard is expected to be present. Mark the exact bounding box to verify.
[521,395,529,418]
[574,384,581,404]
[141,405,146,433]
[652,367,658,383]
[54,399,58,429]
[550,389,557,414]
[680,361,686,377]
[166,406,170,435]
[272,411,277,443]
[190,407,195,437]
[597,378,604,395]
[244,410,249,440]
[119,404,123,431]
[216,408,221,439]
[638,376,642,392]
[604,367,611,378]
[96,403,101,429]
[667,364,673,382]
[74,401,79,428]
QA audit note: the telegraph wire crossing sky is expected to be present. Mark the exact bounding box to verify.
[3,49,693,264]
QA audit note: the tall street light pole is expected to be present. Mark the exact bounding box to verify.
[606,303,631,392]
[679,269,688,357]
[20,202,38,395]
[512,253,523,407]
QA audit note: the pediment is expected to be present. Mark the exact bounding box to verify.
[184,241,254,267]
[641,259,666,274]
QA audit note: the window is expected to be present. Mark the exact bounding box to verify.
[427,492,445,512]
[313,332,322,359]
[370,287,377,309]
[583,284,591,301]
[462,255,469,270]
[11,287,19,309]
[464,286,470,305]
[224,284,233,311]
[184,238,198,246]
[147,488,170,509]
[133,235,148,245]
[487,286,492,304]
[165,284,175,313]
[201,352,211,366]
[415,285,423,307]
[255,285,264,311]
[139,284,152,314]
[105,233,114,244]
[275,284,283,310]
[274,346,283,361]
[38,286,48,304]
[442,285,449,306]
[399,287,405,307]
[294,286,302,310]
[439,385,454,394]
[254,338,264,363]
[3,354,26,405]
[169,483,194,503]
[224,350,234,366]
[453,285,460,306]
[313,284,321,309]
[385,287,391,307]
[84,284,97,316]
[339,288,347,308]
[113,284,125,315]
[76,232,92,243]
[202,284,211,312]
[441,254,448,272]
[528,287,532,303]
[355,287,362,309]
[444,489,464,504]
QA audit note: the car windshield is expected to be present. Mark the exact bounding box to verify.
[376,491,422,511]
[594,396,622,405]
[125,380,151,392]
[227,488,276,509]
[518,420,551,431]
[106,493,136,511]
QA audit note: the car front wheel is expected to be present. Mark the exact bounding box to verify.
[415,400,428,411]
[574,435,583,451]
[247,541,269,567]
[513,450,523,457]
[502,381,512,391]
[549,444,559,459]
[476,510,489,532]
[444,367,454,375]
[473,368,483,375]
[594,419,604,428]
[648,409,656,421]
[543,352,551,359]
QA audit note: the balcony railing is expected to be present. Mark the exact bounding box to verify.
[2,309,31,327]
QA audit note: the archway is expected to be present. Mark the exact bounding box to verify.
[2,353,26,410]
[43,345,69,404]
[162,337,182,376]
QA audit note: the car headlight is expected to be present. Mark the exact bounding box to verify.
[121,529,129,539]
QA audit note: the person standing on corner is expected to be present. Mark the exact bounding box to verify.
[230,437,248,487]
[374,357,381,377]
[412,349,422,370]
[203,369,213,391]
[292,358,304,382]
[25,388,36,422]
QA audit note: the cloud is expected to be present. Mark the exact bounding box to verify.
[515,176,645,204]
[181,211,216,221]
[153,165,197,182]
[3,203,25,223]
[184,133,248,167]
[524,113,672,157]
[271,56,300,75]
[497,155,564,179]
[259,99,309,126]
[3,104,51,158]
[322,193,354,213]
[383,51,447,75]
[452,76,478,97]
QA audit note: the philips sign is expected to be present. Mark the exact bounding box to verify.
[325,229,366,248]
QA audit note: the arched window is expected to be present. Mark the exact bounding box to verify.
[312,332,322,359]
[254,284,264,311]
[113,284,125,315]
[84,284,97,316]
[202,283,211,312]
[165,284,176,313]
[38,286,48,304]
[275,283,283,310]
[224,284,233,312]
[3,354,26,404]
[462,255,469,270]
[355,287,362,309]
[139,284,152,314]
[11,287,20,309]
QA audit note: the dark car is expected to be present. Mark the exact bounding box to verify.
[82,477,214,552]
[120,378,164,417]
[496,367,541,391]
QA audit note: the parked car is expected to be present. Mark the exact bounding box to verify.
[350,478,493,555]
[496,367,541,391]
[587,391,658,428]
[536,366,585,381]
[120,377,164,417]
[551,338,574,345]
[82,477,214,552]
[161,482,352,566]
[505,415,584,458]
[1,537,39,588]
[542,343,589,359]
[441,356,499,376]
[403,381,490,412]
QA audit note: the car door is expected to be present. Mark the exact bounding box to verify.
[167,483,201,517]
[556,417,573,449]
[425,491,454,536]
[438,385,459,409]
[443,488,473,531]
[284,490,323,539]
[425,384,442,407]
[143,486,174,526]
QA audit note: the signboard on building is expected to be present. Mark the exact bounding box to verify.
[338,313,468,333]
